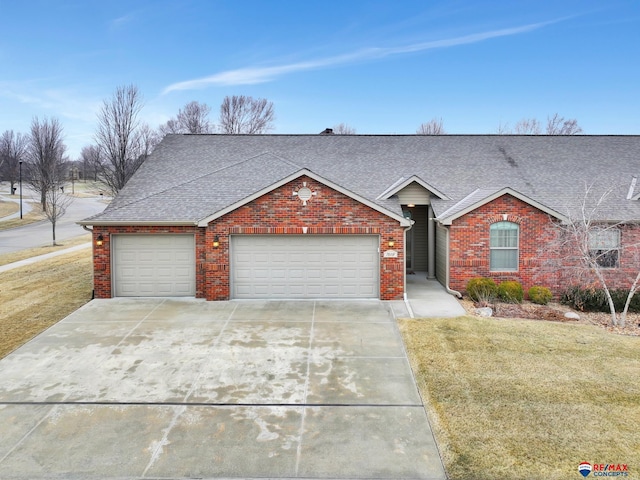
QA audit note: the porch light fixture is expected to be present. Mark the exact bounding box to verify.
[213,235,220,248]
[407,203,415,207]
[96,234,104,247]
[388,239,395,247]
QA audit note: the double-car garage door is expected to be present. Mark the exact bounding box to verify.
[231,235,379,298]
[112,234,379,299]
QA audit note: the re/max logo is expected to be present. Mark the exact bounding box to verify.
[593,464,628,472]
[580,462,629,477]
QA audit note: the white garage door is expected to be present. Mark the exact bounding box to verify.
[231,235,379,299]
[112,235,195,297]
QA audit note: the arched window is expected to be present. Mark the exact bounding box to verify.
[490,221,519,271]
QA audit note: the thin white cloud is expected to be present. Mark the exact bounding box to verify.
[163,20,555,94]
[110,13,135,30]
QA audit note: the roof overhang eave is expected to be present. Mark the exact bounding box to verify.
[76,220,199,227]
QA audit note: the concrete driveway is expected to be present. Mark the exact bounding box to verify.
[0,298,446,479]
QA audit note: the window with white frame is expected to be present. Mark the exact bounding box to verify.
[588,228,620,268]
[490,221,519,271]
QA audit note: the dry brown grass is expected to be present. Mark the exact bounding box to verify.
[0,247,93,359]
[0,200,19,218]
[0,202,45,230]
[399,316,640,480]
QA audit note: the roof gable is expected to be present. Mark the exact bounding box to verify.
[197,169,412,227]
[436,187,568,225]
[378,175,449,201]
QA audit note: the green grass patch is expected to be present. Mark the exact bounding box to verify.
[399,316,640,480]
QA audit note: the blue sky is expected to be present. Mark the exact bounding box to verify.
[1,0,639,158]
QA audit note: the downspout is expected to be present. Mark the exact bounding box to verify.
[443,223,463,299]
[403,220,415,318]
[427,204,436,279]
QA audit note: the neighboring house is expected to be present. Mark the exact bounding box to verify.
[79,134,640,301]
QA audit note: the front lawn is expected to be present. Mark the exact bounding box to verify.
[399,316,640,480]
[0,246,93,358]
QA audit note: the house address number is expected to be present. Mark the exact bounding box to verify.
[384,250,398,258]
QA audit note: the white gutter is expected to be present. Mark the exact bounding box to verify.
[403,219,415,318]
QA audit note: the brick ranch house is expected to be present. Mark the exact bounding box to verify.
[79,134,640,301]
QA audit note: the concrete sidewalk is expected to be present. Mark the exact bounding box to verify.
[405,273,467,318]
[0,243,91,273]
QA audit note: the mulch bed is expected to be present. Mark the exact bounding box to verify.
[460,299,640,336]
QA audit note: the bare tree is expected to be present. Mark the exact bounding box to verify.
[514,118,542,135]
[498,114,582,135]
[496,122,511,135]
[43,181,73,246]
[159,101,213,135]
[552,183,638,327]
[138,122,162,156]
[0,130,28,194]
[218,95,275,134]
[95,85,147,194]
[546,113,583,135]
[27,117,67,209]
[332,123,357,135]
[416,118,446,135]
[80,145,103,182]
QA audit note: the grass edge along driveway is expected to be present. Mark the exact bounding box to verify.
[0,246,93,359]
[399,316,640,480]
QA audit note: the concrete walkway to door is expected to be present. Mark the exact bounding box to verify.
[0,298,446,479]
[405,273,467,318]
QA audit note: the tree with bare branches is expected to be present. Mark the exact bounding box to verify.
[546,113,583,135]
[416,118,446,135]
[160,101,213,135]
[514,118,542,135]
[332,123,357,135]
[550,183,638,327]
[43,182,73,246]
[218,95,275,134]
[0,130,28,194]
[27,117,67,209]
[95,85,148,194]
[80,145,103,182]
[498,114,582,135]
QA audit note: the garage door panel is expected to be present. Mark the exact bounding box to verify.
[231,235,379,299]
[113,235,195,297]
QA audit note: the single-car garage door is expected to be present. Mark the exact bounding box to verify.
[112,235,195,297]
[231,235,379,299]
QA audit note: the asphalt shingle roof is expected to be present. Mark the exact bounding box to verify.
[81,134,640,225]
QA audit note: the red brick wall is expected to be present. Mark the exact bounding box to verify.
[91,226,203,299]
[91,175,405,301]
[448,194,561,295]
[205,176,405,300]
[448,194,640,297]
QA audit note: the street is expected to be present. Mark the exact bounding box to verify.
[0,185,108,254]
